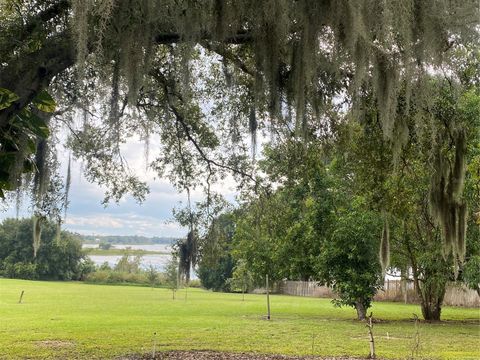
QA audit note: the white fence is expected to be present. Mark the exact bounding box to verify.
[276,280,480,308]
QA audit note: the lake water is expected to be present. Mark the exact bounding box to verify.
[82,243,172,252]
[83,244,172,271]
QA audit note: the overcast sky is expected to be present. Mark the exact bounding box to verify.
[0,135,239,238]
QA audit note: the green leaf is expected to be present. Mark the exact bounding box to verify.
[0,88,19,110]
[32,90,56,113]
[16,110,50,139]
[23,159,34,173]
[26,138,36,153]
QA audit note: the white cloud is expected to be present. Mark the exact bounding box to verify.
[65,214,124,229]
[64,212,186,237]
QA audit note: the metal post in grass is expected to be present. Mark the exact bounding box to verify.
[266,274,271,320]
[18,290,24,304]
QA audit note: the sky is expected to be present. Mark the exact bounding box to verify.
[0,136,239,238]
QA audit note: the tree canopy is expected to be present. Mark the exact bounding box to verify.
[0,1,479,259]
[0,217,92,280]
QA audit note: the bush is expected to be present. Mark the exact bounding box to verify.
[85,270,149,285]
[3,262,38,280]
[85,270,110,283]
[98,242,112,250]
[189,279,201,288]
[98,262,112,271]
[77,258,97,280]
[85,264,168,287]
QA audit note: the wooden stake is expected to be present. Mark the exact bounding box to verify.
[266,275,271,320]
[152,332,157,358]
[366,312,375,359]
[18,290,24,304]
[411,313,420,358]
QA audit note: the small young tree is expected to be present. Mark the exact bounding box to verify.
[317,203,383,320]
[114,253,142,273]
[229,259,254,301]
[165,256,179,300]
[146,265,158,288]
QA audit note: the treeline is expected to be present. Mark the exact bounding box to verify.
[80,234,176,245]
[197,77,480,321]
[0,218,94,280]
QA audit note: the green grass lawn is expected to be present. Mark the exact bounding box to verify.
[0,279,478,359]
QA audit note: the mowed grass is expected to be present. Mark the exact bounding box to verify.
[0,279,478,359]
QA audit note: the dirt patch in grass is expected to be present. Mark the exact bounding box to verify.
[35,340,75,348]
[119,350,370,360]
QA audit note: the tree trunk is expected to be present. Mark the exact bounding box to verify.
[421,301,441,321]
[405,223,444,321]
[421,292,445,321]
[418,274,447,321]
[355,301,367,320]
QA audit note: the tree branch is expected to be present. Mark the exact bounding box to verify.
[1,0,70,57]
[0,34,75,128]
[200,41,255,77]
[155,29,252,45]
[153,70,258,185]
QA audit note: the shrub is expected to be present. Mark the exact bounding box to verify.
[189,279,201,288]
[3,262,38,280]
[85,270,148,285]
[98,242,112,250]
[98,262,112,271]
[114,254,142,273]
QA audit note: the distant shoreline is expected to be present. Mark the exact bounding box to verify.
[84,248,170,256]
[78,234,178,246]
[82,242,168,245]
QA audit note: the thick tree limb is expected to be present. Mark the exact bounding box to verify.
[0,18,252,128]
[155,29,252,45]
[1,0,70,57]
[200,41,255,77]
[0,35,74,129]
